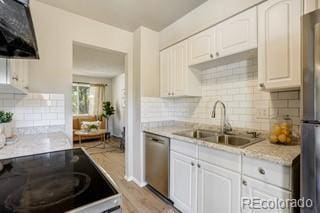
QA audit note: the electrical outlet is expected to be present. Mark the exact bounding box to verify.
[256,108,269,119]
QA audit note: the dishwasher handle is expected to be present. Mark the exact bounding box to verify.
[145,134,169,145]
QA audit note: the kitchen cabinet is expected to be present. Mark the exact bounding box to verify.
[0,58,29,94]
[258,0,302,90]
[188,28,216,66]
[170,151,197,213]
[160,40,201,98]
[160,48,171,97]
[170,139,241,213]
[304,0,320,13]
[187,7,257,67]
[197,160,240,213]
[241,176,291,212]
[215,7,257,59]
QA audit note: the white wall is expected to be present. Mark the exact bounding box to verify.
[29,0,133,136]
[112,73,125,137]
[159,0,264,49]
[28,0,134,179]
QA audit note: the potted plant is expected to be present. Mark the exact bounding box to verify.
[102,101,115,130]
[0,111,14,138]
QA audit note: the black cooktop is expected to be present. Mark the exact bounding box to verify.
[0,148,118,213]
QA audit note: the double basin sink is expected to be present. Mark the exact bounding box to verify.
[173,129,264,149]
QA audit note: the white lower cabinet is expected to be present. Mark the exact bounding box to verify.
[170,151,197,213]
[169,140,297,213]
[241,176,291,213]
[170,140,241,213]
[197,160,241,213]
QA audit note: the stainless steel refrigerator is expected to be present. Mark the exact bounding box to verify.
[302,9,320,213]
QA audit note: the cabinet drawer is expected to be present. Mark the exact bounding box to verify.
[198,146,241,172]
[171,139,197,159]
[242,156,291,190]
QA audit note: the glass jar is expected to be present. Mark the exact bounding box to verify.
[269,115,293,145]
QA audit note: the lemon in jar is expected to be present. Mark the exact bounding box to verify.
[278,134,287,143]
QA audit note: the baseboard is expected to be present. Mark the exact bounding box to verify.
[132,177,147,188]
[124,175,134,182]
[124,176,147,187]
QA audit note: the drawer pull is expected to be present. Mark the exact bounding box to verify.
[197,164,201,168]
[242,180,247,186]
[191,162,195,166]
[258,168,266,175]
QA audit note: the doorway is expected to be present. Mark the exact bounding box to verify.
[71,42,127,162]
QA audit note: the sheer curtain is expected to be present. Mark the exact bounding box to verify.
[89,85,106,116]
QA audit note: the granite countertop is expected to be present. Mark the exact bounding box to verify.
[0,132,73,160]
[143,125,300,166]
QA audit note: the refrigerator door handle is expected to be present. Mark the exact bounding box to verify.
[314,23,320,121]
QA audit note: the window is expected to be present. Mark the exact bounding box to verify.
[72,84,90,115]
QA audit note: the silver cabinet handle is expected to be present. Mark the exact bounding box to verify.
[216,52,220,57]
[197,163,201,168]
[210,54,213,58]
[191,162,195,166]
[242,180,247,186]
[258,168,266,175]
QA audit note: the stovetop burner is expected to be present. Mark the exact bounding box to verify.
[5,172,91,211]
[0,148,118,213]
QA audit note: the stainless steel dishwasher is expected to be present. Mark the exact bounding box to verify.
[145,132,170,198]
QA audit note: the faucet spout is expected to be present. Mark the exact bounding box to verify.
[211,100,232,134]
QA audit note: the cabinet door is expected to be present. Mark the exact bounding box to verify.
[216,7,257,58]
[170,151,197,213]
[160,48,172,97]
[304,0,318,14]
[241,176,291,213]
[0,59,7,84]
[188,28,215,66]
[197,160,241,213]
[172,40,187,96]
[258,0,302,90]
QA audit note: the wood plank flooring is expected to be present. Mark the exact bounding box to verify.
[75,138,177,213]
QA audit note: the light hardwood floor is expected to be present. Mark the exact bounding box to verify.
[75,138,177,213]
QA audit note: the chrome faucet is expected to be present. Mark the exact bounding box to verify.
[211,100,232,134]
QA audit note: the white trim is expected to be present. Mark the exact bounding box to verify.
[124,175,147,188]
[132,177,147,188]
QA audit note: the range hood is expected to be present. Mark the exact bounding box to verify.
[0,0,39,59]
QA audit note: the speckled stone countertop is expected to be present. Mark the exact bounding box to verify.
[143,125,300,166]
[0,132,72,160]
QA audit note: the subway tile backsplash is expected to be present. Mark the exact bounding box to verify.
[141,56,300,132]
[0,93,65,129]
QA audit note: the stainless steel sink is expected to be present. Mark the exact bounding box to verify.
[173,129,264,149]
[203,135,264,148]
[174,129,220,139]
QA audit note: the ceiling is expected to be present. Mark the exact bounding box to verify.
[35,0,207,32]
[73,43,125,78]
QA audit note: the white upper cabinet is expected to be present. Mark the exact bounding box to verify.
[258,0,302,90]
[197,160,241,213]
[160,48,172,97]
[215,7,257,58]
[187,7,257,67]
[160,40,201,98]
[0,59,29,94]
[188,28,216,66]
[304,0,320,14]
[170,151,197,213]
[172,41,188,96]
